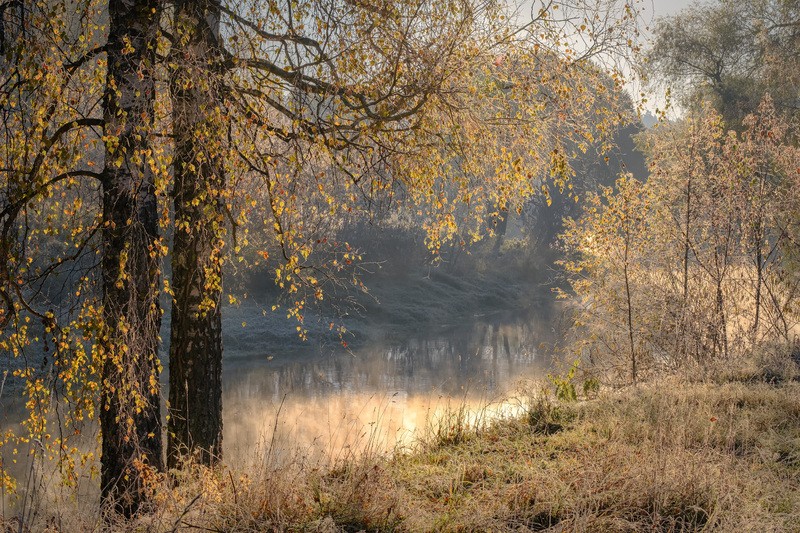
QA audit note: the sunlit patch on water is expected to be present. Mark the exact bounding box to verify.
[223,314,556,466]
[225,390,536,470]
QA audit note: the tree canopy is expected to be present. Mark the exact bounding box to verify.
[646,0,800,124]
[0,0,641,514]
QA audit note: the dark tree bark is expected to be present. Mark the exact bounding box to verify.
[623,230,636,385]
[167,0,226,469]
[492,208,509,253]
[679,170,692,361]
[100,0,164,516]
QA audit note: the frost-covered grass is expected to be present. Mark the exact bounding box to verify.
[6,355,798,532]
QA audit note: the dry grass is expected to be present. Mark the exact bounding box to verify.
[373,377,800,532]
[3,362,799,532]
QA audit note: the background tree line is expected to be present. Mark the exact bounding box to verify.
[559,0,800,385]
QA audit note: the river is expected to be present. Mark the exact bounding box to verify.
[1,295,561,510]
[221,306,558,465]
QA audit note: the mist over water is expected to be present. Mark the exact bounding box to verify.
[1,300,560,471]
[222,306,559,464]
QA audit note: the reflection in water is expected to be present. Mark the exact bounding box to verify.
[223,312,555,465]
[1,307,558,510]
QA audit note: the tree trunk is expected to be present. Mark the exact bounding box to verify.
[715,280,728,359]
[167,0,226,469]
[753,223,763,339]
[683,176,691,303]
[492,208,509,253]
[680,173,692,361]
[623,236,636,385]
[751,166,766,341]
[100,0,164,516]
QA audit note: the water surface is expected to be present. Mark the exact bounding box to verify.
[0,299,559,511]
[222,306,558,464]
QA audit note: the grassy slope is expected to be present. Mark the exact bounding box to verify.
[100,369,798,532]
[4,360,798,532]
[303,381,800,532]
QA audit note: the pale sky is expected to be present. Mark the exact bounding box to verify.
[515,0,701,115]
[639,0,698,116]
[516,0,699,43]
[641,0,697,35]
[647,0,696,19]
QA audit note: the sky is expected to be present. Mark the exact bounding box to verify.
[645,0,696,21]
[513,0,702,114]
[516,0,699,47]
[638,0,698,115]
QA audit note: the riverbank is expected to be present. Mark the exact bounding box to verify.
[14,355,791,532]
